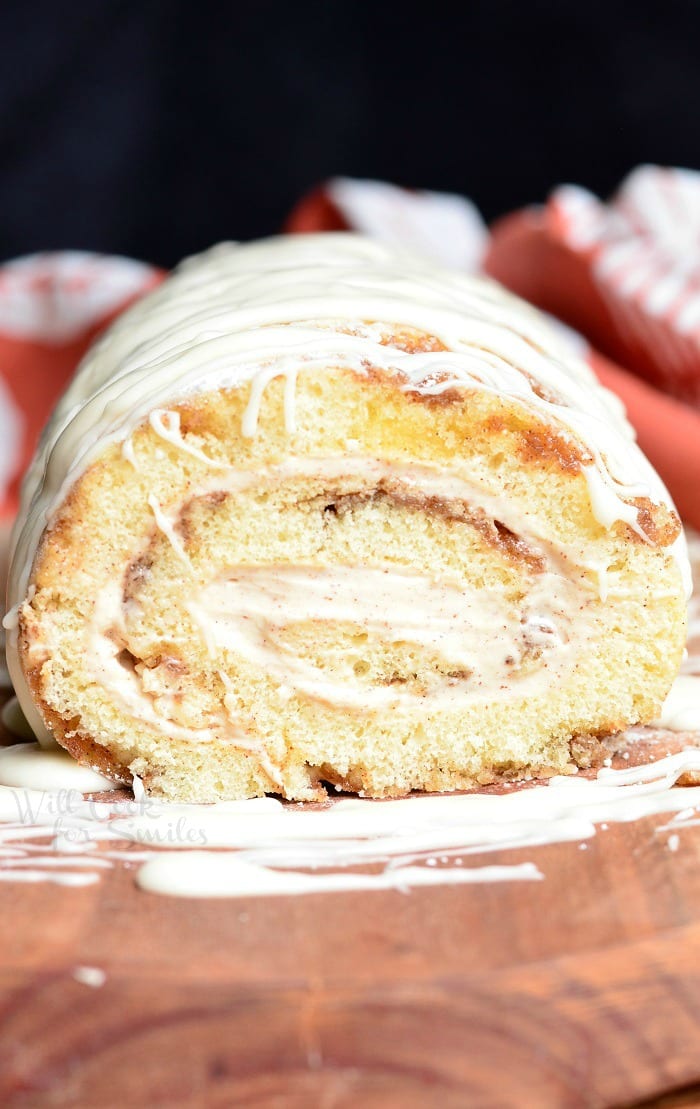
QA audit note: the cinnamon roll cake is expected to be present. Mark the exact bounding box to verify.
[5,235,689,801]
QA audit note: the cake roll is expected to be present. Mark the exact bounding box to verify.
[4,235,690,802]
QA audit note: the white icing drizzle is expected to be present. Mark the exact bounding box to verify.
[147,494,191,569]
[649,527,700,730]
[149,409,228,468]
[7,233,689,616]
[683,529,700,675]
[0,870,99,888]
[658,677,700,732]
[0,740,698,897]
[72,965,107,988]
[0,741,116,792]
[120,437,138,469]
[136,855,544,898]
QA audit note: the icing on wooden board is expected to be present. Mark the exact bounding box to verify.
[0,739,697,898]
[0,528,695,900]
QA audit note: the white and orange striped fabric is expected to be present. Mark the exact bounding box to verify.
[0,252,162,516]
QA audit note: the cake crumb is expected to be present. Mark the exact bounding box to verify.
[667,834,680,853]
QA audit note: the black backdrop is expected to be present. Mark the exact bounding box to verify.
[1,0,698,266]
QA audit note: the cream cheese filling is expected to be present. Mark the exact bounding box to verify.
[10,451,678,754]
[187,562,579,710]
[79,457,597,740]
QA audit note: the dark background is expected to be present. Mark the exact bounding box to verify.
[1,0,698,267]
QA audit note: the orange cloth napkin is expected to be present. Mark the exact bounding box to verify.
[486,168,700,405]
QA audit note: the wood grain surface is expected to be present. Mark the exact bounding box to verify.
[1,785,700,1108]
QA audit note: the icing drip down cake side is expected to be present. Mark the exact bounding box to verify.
[3,234,689,803]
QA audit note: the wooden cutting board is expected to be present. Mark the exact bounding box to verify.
[1,744,700,1108]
